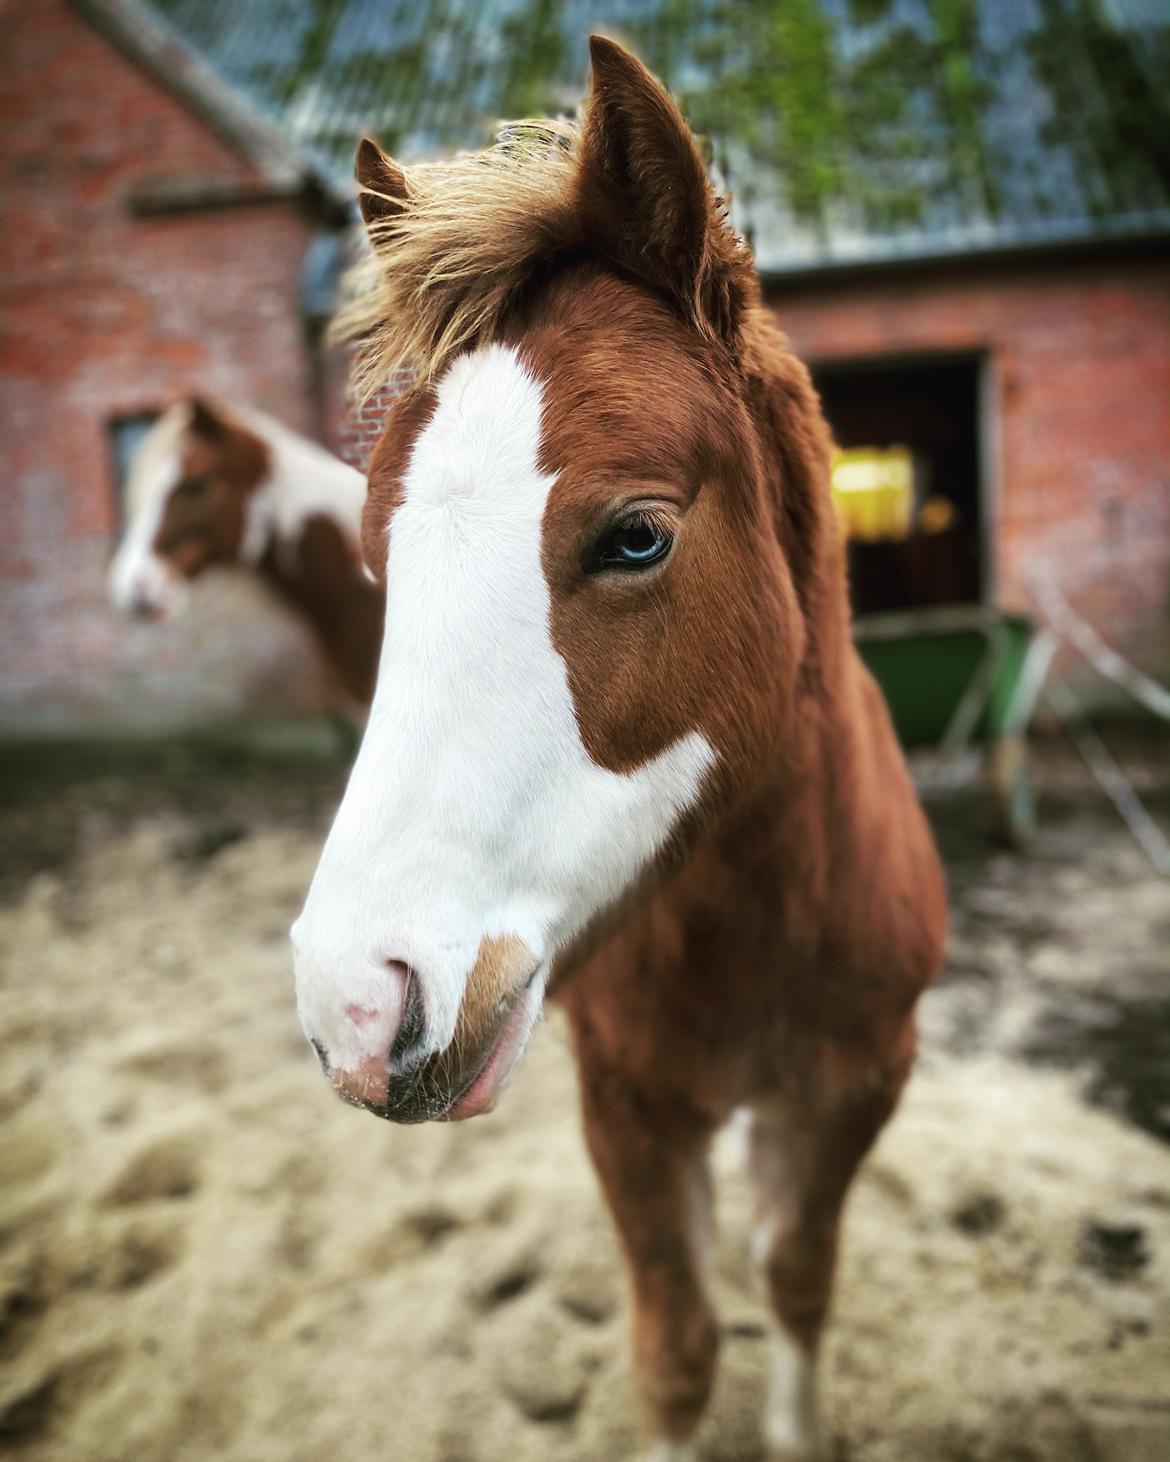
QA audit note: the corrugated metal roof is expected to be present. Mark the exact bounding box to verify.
[144,0,1170,272]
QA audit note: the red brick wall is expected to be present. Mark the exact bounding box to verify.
[4,4,1164,734]
[331,372,410,474]
[0,0,338,733]
[771,252,1170,681]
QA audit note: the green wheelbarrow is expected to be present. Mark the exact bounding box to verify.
[853,605,1056,846]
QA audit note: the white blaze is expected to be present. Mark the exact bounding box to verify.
[107,404,190,617]
[292,344,715,1074]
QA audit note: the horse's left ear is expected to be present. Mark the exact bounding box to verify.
[577,35,748,345]
[187,397,269,488]
[188,396,229,441]
[355,136,410,230]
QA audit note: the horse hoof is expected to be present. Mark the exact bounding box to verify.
[764,1417,820,1462]
[642,1440,699,1462]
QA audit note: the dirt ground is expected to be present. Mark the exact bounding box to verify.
[1,737,1168,1462]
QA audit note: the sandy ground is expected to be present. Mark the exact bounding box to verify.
[1,743,1168,1461]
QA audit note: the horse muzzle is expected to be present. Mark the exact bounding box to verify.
[313,977,542,1124]
[294,925,545,1124]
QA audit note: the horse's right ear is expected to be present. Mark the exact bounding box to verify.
[356,137,410,230]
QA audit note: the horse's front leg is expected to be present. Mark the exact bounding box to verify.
[575,1042,719,1461]
[749,1026,916,1460]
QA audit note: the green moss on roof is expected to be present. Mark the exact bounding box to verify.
[146,0,1170,270]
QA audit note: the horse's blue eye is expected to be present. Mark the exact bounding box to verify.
[592,516,673,572]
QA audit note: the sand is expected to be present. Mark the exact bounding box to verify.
[1,755,1168,1461]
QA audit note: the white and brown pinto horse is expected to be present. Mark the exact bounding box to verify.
[293,38,946,1461]
[108,398,382,707]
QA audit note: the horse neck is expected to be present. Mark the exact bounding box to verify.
[239,408,368,552]
[260,515,383,707]
[727,314,899,856]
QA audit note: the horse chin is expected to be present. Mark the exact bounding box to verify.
[150,579,190,621]
[130,595,173,622]
[110,559,189,621]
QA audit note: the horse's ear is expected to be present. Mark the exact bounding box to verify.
[356,137,410,230]
[188,396,229,441]
[187,397,269,489]
[577,35,745,344]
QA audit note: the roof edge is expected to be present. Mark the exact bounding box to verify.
[757,211,1170,286]
[71,0,346,202]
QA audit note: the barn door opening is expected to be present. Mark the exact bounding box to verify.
[811,355,985,616]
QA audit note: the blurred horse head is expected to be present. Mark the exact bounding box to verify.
[108,396,382,705]
[110,398,274,618]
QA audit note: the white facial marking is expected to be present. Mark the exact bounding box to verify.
[108,406,189,617]
[764,1326,819,1458]
[293,344,715,1083]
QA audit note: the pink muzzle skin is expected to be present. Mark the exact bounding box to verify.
[322,985,536,1123]
[330,1053,396,1108]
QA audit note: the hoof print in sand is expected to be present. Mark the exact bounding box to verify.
[117,1044,228,1095]
[0,1347,122,1445]
[0,1260,46,1354]
[500,1344,587,1423]
[104,1139,201,1206]
[61,1222,183,1294]
[108,1223,184,1290]
[0,1372,58,1446]
[554,1260,618,1326]
[557,1291,613,1326]
[950,1192,1007,1238]
[478,1258,539,1311]
[1078,1221,1151,1282]
[405,1205,461,1249]
[172,820,248,866]
[362,1204,462,1271]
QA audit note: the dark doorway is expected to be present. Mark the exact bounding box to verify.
[812,355,984,616]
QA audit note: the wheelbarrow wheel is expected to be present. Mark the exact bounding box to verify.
[989,734,1034,848]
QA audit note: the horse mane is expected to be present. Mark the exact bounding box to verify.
[331,120,582,403]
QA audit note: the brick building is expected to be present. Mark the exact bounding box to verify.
[0,0,351,732]
[2,0,1167,734]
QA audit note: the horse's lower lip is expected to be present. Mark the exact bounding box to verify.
[318,972,542,1124]
[438,991,535,1121]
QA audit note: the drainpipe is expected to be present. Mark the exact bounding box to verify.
[300,222,353,447]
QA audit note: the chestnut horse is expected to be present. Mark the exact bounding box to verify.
[293,38,946,1460]
[108,397,383,707]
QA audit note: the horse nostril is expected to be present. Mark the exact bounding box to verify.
[310,1037,330,1076]
[389,968,426,1067]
